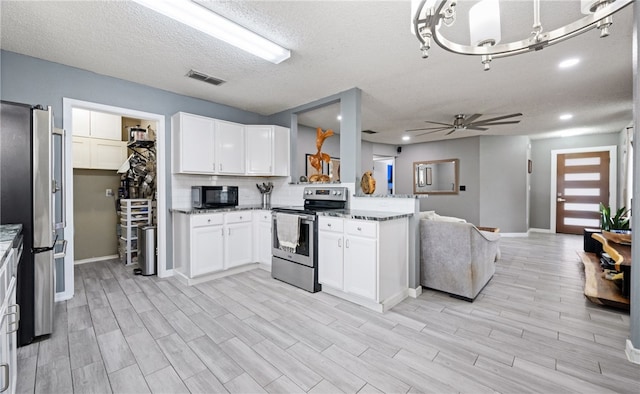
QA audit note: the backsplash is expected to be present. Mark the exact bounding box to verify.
[171,175,305,209]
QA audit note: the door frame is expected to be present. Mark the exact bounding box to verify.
[550,145,617,233]
[372,156,396,195]
[59,98,167,301]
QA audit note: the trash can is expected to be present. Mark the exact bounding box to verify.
[135,224,156,276]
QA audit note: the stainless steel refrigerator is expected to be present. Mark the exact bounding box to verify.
[1,101,66,345]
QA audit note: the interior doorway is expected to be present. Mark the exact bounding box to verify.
[551,146,616,235]
[373,156,395,195]
[61,98,166,302]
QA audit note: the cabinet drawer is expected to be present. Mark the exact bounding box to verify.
[318,217,343,233]
[345,220,377,238]
[225,211,252,224]
[191,214,223,227]
[256,210,272,222]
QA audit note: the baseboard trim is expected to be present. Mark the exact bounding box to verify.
[529,228,553,234]
[626,339,640,364]
[408,286,422,298]
[499,232,529,238]
[74,255,119,265]
[173,264,260,286]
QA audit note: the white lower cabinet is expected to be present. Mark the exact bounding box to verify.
[224,212,253,269]
[173,211,255,282]
[254,210,272,266]
[1,277,18,394]
[191,215,224,276]
[318,216,408,312]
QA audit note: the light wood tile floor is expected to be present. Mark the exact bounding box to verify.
[17,233,640,393]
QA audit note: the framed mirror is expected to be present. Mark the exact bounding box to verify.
[413,158,459,194]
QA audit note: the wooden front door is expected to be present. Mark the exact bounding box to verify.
[556,151,610,234]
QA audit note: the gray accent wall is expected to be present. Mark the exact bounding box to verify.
[479,136,530,233]
[396,137,482,225]
[529,132,621,230]
[1,50,269,274]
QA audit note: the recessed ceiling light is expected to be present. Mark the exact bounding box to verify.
[337,115,342,121]
[559,58,580,69]
[402,135,410,141]
[559,113,573,120]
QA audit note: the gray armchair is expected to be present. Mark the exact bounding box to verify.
[420,220,500,301]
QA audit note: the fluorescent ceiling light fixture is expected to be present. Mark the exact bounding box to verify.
[402,135,411,141]
[132,0,290,64]
[559,113,573,120]
[559,58,580,68]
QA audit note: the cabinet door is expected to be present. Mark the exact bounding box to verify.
[91,139,127,170]
[257,220,272,265]
[177,113,216,174]
[7,285,17,394]
[272,126,290,176]
[90,111,122,140]
[225,222,253,268]
[318,230,344,290]
[245,126,273,175]
[191,224,224,276]
[0,308,7,394]
[215,120,245,174]
[72,136,91,168]
[71,108,91,137]
[343,235,377,301]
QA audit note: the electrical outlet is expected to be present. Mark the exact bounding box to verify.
[105,188,114,197]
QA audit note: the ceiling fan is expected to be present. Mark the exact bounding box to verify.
[407,113,523,136]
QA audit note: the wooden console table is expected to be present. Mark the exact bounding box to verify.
[577,232,631,310]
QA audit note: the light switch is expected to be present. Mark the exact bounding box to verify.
[105,188,114,197]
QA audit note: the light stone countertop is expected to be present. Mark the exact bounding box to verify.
[0,224,22,265]
[353,193,428,199]
[171,205,278,215]
[316,209,412,221]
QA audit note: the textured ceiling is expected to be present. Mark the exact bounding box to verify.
[0,0,634,145]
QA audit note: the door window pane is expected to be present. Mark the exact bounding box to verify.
[564,203,600,212]
[564,188,600,196]
[564,217,600,227]
[565,157,600,166]
[565,173,600,181]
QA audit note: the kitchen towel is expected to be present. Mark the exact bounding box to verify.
[276,213,300,253]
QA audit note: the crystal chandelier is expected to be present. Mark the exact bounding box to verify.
[412,0,634,71]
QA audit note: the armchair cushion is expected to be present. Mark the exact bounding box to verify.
[420,219,500,300]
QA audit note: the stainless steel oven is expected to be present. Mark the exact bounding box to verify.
[271,186,347,293]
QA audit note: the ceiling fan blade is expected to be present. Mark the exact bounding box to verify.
[406,126,451,132]
[463,114,482,124]
[423,120,456,127]
[416,128,452,136]
[445,129,457,135]
[470,120,521,127]
[470,113,522,125]
[466,126,489,131]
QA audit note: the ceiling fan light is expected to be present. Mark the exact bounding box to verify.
[469,0,501,46]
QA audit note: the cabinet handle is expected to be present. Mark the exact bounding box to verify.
[219,163,223,171]
[327,223,332,227]
[346,239,350,248]
[228,228,231,236]
[207,219,211,223]
[221,228,224,236]
[357,227,362,231]
[0,363,8,393]
[6,304,20,334]
[239,216,243,220]
[338,238,342,248]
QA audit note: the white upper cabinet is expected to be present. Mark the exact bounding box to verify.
[245,125,290,176]
[215,120,245,175]
[71,108,91,137]
[72,108,122,140]
[172,112,290,177]
[172,112,216,174]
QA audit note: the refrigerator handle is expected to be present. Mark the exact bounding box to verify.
[53,127,66,229]
[53,239,67,259]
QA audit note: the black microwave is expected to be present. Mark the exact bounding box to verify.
[192,186,239,209]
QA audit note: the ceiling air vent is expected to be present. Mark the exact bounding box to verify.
[362,130,377,134]
[186,69,226,86]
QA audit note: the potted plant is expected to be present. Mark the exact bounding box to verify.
[599,203,631,232]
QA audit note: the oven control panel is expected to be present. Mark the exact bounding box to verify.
[303,186,348,201]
